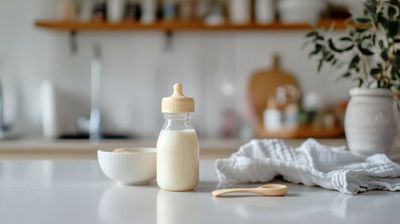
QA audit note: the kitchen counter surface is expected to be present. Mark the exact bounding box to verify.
[1,159,399,224]
[0,138,347,159]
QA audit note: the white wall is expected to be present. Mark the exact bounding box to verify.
[0,0,354,139]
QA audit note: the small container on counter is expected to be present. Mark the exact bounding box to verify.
[57,0,78,21]
[229,0,250,24]
[79,0,95,21]
[264,97,282,131]
[98,148,157,185]
[278,85,300,129]
[162,0,178,22]
[92,0,108,22]
[141,0,156,24]
[107,0,125,22]
[204,0,226,25]
[124,0,142,22]
[157,83,199,192]
[255,0,275,24]
[278,0,326,24]
[178,0,196,22]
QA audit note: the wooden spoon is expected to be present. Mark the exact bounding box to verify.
[212,184,288,197]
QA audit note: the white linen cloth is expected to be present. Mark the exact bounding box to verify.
[215,139,400,194]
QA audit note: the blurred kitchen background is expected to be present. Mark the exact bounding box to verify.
[0,0,363,140]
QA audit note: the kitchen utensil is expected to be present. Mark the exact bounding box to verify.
[212,184,288,197]
[98,148,157,185]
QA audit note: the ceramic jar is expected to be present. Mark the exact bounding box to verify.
[345,88,399,157]
[229,0,251,24]
[255,0,275,24]
[278,0,326,24]
[107,0,125,22]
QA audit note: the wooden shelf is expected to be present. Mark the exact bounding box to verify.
[256,125,344,139]
[35,19,348,32]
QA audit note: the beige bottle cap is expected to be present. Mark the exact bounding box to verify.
[162,83,195,113]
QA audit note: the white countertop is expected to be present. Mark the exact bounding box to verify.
[1,159,399,224]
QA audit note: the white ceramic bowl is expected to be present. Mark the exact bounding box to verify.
[98,148,157,185]
[278,0,326,24]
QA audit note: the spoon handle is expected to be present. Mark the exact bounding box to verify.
[212,184,288,197]
[212,188,263,197]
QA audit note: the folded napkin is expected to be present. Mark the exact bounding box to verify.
[216,139,400,194]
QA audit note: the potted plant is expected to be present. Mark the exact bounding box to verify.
[305,0,400,156]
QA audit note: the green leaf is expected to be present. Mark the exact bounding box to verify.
[328,39,343,53]
[343,44,354,51]
[318,58,324,72]
[388,5,398,18]
[370,68,381,77]
[341,72,352,78]
[355,28,368,33]
[377,12,387,26]
[327,54,335,62]
[361,34,372,40]
[308,44,322,58]
[306,31,324,41]
[328,39,354,52]
[379,40,385,48]
[387,20,399,37]
[381,50,389,60]
[395,50,400,68]
[357,43,374,55]
[391,66,398,80]
[339,37,353,42]
[355,17,371,24]
[357,78,364,87]
[306,31,318,38]
[349,55,360,69]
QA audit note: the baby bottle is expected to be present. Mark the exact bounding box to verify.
[157,83,199,191]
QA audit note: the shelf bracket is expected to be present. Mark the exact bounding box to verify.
[69,30,78,54]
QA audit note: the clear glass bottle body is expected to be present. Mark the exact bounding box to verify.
[157,113,199,191]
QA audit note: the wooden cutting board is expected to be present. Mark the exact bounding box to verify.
[248,55,299,129]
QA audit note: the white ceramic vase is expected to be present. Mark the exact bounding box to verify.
[345,88,399,157]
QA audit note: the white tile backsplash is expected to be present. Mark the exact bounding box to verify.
[0,0,354,138]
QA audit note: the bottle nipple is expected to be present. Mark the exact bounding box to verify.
[173,83,184,97]
[161,83,195,113]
